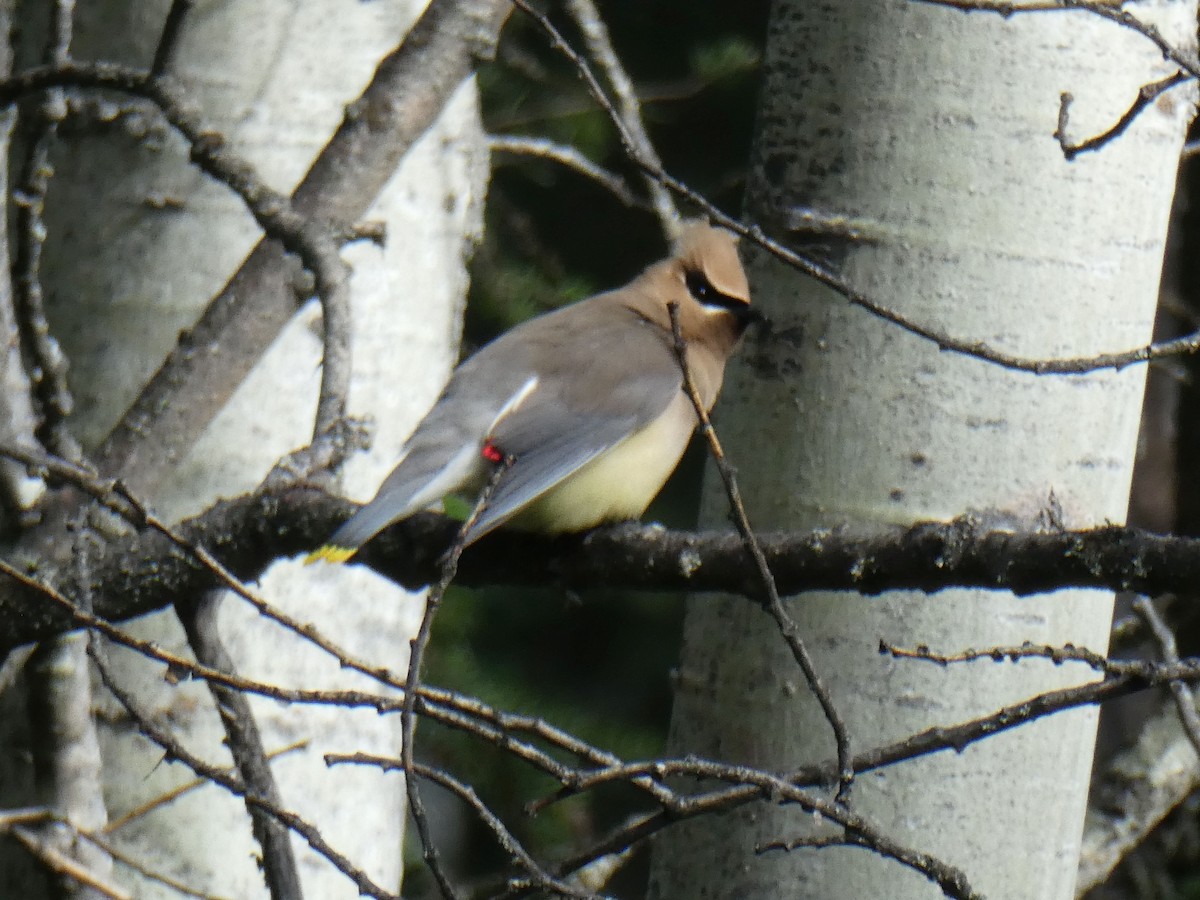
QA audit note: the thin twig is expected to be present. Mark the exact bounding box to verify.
[563,0,679,237]
[330,755,597,898]
[543,659,1196,885]
[555,756,978,899]
[78,827,232,900]
[0,443,138,514]
[103,741,308,834]
[91,0,508,494]
[11,0,79,459]
[0,60,354,477]
[879,638,1115,674]
[914,0,1200,79]
[0,550,678,822]
[176,593,305,900]
[756,829,966,895]
[11,825,131,900]
[12,118,78,457]
[0,807,53,829]
[489,134,645,208]
[87,640,399,900]
[1133,596,1200,758]
[401,457,513,900]
[666,300,854,801]
[1055,71,1191,160]
[513,0,1200,377]
[151,0,195,76]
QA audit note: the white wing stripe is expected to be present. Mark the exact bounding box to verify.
[487,375,539,434]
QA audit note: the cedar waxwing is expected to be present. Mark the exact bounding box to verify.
[307,221,754,563]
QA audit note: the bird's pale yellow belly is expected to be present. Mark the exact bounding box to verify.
[509,394,696,533]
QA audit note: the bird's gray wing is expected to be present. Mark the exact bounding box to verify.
[463,311,683,542]
[323,362,538,554]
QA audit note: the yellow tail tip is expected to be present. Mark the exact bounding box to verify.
[304,545,357,565]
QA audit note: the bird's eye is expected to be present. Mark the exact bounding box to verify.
[685,270,714,303]
[684,269,750,314]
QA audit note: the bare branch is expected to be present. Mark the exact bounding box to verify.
[563,0,679,237]
[102,742,308,836]
[10,826,130,900]
[8,0,77,465]
[1133,596,1200,757]
[667,301,854,800]
[0,0,510,498]
[562,757,979,899]
[88,640,399,900]
[489,134,645,208]
[76,827,233,900]
[514,0,1200,377]
[0,60,354,485]
[150,0,195,77]
[914,0,1200,80]
[11,105,78,458]
[12,471,1200,653]
[1055,72,1192,160]
[402,457,513,900]
[880,639,1114,674]
[176,594,304,900]
[330,755,596,899]
[549,664,1196,885]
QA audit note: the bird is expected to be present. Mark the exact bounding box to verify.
[306,220,754,563]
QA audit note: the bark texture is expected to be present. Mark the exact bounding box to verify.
[5,1,489,896]
[650,2,1196,898]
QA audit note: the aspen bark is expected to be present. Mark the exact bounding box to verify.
[3,1,488,896]
[650,2,1196,897]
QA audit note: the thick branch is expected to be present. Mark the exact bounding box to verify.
[3,488,1200,653]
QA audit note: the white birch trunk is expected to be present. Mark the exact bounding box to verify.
[649,2,1195,898]
[7,1,487,896]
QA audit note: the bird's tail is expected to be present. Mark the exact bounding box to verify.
[303,442,485,565]
[304,544,357,565]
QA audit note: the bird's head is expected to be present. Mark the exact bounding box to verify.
[655,220,756,354]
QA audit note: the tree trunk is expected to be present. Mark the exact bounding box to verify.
[2,1,488,896]
[650,2,1196,898]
